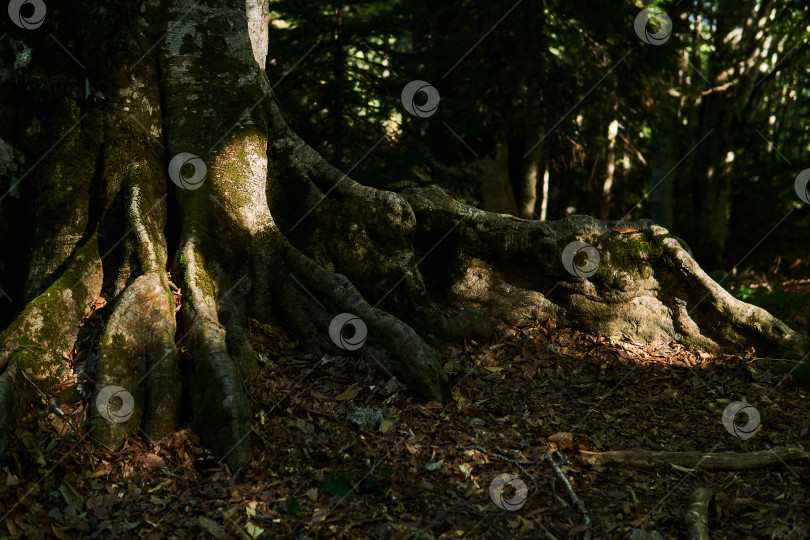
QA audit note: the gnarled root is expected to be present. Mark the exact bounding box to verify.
[90,272,180,448]
[0,238,102,456]
[400,187,809,360]
[273,242,449,401]
[173,238,253,469]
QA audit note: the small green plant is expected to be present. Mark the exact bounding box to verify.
[319,470,354,500]
[285,495,299,520]
[364,466,393,494]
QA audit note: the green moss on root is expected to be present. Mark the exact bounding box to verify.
[0,236,101,386]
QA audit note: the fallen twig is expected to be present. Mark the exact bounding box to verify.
[579,447,810,470]
[544,450,591,540]
[684,487,713,540]
[21,368,68,419]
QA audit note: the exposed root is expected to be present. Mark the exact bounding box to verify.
[263,98,493,345]
[274,243,449,401]
[662,238,807,357]
[90,273,180,448]
[2,0,808,474]
[0,237,102,383]
[545,450,592,540]
[400,187,809,359]
[175,239,252,470]
[87,71,181,449]
[0,236,102,458]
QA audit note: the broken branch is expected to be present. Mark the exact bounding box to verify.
[544,450,591,540]
[580,447,810,470]
[684,487,713,540]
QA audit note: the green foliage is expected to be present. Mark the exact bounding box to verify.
[269,0,402,176]
[268,0,810,266]
[285,495,299,520]
[319,470,354,499]
[363,465,393,494]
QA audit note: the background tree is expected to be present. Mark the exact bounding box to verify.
[268,0,809,268]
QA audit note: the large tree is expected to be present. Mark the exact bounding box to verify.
[0,0,806,469]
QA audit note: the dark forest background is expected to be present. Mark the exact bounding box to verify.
[265,0,809,275]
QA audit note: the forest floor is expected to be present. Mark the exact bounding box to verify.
[1,272,809,539]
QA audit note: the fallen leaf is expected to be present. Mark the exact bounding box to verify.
[197,516,226,539]
[548,432,574,449]
[385,377,400,394]
[50,525,72,540]
[568,524,590,535]
[334,385,361,401]
[285,496,299,520]
[58,480,84,509]
[245,522,265,538]
[140,453,166,468]
[425,459,444,471]
[465,407,483,417]
[379,418,396,433]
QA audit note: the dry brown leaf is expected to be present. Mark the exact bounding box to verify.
[334,385,361,401]
[50,525,72,540]
[140,453,166,468]
[197,516,226,539]
[465,407,483,417]
[548,431,574,449]
[89,462,112,478]
[613,227,639,234]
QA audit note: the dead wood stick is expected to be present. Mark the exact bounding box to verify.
[684,487,713,540]
[544,450,591,540]
[579,447,810,470]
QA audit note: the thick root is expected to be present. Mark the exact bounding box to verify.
[0,237,102,458]
[90,273,180,447]
[273,243,449,401]
[580,448,810,469]
[264,99,493,344]
[685,487,713,540]
[175,240,253,470]
[3,0,807,476]
[401,187,810,359]
[88,73,181,448]
[0,237,102,382]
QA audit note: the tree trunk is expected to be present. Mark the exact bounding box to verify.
[519,78,543,220]
[600,118,619,220]
[649,113,679,229]
[475,136,518,216]
[538,159,550,221]
[0,0,807,471]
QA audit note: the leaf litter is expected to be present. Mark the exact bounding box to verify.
[0,313,808,539]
